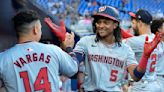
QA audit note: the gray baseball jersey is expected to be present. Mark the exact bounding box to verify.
[73,35,138,91]
[156,42,164,92]
[124,34,157,81]
[156,42,164,75]
[0,41,78,92]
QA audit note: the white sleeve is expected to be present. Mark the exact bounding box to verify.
[126,46,138,68]
[124,37,144,62]
[124,37,144,53]
[124,38,137,51]
[73,37,87,55]
[54,46,78,77]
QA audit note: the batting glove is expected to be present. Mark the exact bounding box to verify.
[144,32,162,57]
[44,17,66,41]
[138,32,162,71]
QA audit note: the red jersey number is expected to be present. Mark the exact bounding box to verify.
[20,67,51,92]
[149,54,157,72]
[110,70,118,82]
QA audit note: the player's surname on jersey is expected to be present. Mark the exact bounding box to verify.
[14,52,51,68]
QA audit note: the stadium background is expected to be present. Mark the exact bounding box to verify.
[0,0,163,91]
[36,0,164,91]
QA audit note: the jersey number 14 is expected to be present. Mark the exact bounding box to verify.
[19,67,51,92]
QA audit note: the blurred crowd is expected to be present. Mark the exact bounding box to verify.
[36,0,163,37]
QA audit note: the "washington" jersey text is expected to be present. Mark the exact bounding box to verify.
[88,54,124,69]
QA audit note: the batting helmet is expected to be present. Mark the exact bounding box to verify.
[92,6,122,46]
[92,6,120,22]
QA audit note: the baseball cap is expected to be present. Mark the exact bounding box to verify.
[129,12,136,18]
[92,6,119,22]
[135,9,152,24]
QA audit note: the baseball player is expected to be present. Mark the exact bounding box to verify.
[128,12,138,36]
[45,6,162,91]
[0,9,78,92]
[151,18,164,92]
[124,11,140,91]
[117,12,136,40]
[124,10,161,92]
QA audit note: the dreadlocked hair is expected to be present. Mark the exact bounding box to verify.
[113,23,122,46]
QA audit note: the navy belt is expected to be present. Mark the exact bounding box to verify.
[86,90,106,92]
[157,75,164,78]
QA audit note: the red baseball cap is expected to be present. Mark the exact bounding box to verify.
[129,12,136,18]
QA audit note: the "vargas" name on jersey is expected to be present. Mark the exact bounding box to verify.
[13,52,51,68]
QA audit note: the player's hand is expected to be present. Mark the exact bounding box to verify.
[61,32,75,50]
[44,17,66,41]
[144,32,162,57]
[60,75,69,82]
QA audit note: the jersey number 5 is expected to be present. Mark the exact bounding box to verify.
[110,70,118,82]
[19,67,51,92]
[149,54,157,72]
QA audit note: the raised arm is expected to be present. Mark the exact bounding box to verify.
[128,32,162,81]
[44,17,66,42]
[45,18,85,64]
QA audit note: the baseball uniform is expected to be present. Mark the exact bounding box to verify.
[156,42,164,92]
[73,35,138,91]
[0,41,78,92]
[124,34,161,92]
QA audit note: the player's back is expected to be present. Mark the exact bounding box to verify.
[125,34,158,81]
[124,34,154,62]
[156,42,164,92]
[156,42,164,75]
[0,41,78,92]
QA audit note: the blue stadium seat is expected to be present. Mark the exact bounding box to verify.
[77,0,164,19]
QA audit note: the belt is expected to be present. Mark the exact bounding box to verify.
[141,80,148,83]
[86,90,106,92]
[157,75,164,78]
[132,79,152,84]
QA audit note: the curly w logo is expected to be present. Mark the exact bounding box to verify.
[99,6,106,12]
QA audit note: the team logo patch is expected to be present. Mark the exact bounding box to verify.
[27,48,33,52]
[99,6,106,12]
